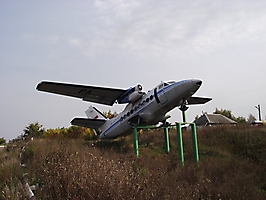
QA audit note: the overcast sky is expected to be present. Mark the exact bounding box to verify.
[1,0,266,140]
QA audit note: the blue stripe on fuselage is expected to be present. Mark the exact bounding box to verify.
[100,101,153,137]
[100,81,186,138]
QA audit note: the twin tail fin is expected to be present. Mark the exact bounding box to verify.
[71,106,107,132]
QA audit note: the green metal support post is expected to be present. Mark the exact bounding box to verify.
[191,123,199,163]
[182,110,187,123]
[176,123,184,165]
[164,127,170,153]
[133,127,139,157]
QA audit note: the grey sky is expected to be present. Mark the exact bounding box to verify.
[1,0,266,140]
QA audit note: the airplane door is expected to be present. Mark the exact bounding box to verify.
[159,90,168,105]
[154,86,168,106]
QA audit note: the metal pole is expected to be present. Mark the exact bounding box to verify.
[164,127,170,153]
[191,123,199,163]
[176,123,184,165]
[255,104,262,121]
[182,110,187,123]
[133,127,139,157]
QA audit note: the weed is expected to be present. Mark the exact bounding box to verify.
[2,126,266,199]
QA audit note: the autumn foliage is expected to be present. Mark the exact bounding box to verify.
[22,122,96,140]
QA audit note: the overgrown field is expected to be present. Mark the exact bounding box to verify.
[1,126,266,199]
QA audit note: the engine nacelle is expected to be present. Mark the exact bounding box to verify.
[128,91,143,102]
[135,84,142,92]
[117,84,144,104]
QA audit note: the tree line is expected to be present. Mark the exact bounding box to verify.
[213,108,257,124]
[20,122,96,140]
[3,108,261,143]
[15,111,119,141]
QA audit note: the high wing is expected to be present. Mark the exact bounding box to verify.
[36,81,127,106]
[187,96,212,105]
[71,118,106,129]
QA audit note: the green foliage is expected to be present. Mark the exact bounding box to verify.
[44,127,66,138]
[44,126,96,140]
[22,123,96,140]
[0,137,6,145]
[0,141,26,199]
[214,108,233,119]
[247,114,257,123]
[235,116,247,123]
[214,108,247,123]
[23,122,44,138]
[64,126,96,140]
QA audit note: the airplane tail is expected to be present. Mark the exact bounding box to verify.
[85,106,106,120]
[71,106,107,136]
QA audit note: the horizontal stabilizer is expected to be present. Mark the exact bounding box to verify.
[71,118,106,129]
[187,96,212,105]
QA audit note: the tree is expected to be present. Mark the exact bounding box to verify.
[0,137,6,145]
[44,128,64,138]
[43,126,96,140]
[247,114,256,124]
[23,122,44,138]
[214,108,234,120]
[213,108,247,123]
[103,110,118,119]
[235,116,247,123]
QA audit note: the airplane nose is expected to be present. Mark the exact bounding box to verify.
[192,79,202,87]
[196,80,202,86]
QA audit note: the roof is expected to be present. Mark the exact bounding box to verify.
[194,114,237,126]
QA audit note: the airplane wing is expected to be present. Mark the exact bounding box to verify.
[71,118,106,129]
[187,96,212,105]
[36,81,127,106]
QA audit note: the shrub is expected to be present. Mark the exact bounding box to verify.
[3,125,266,199]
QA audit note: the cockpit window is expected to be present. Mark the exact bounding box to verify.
[164,83,169,87]
[159,84,163,89]
[166,81,175,85]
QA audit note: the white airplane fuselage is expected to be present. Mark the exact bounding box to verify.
[98,79,202,141]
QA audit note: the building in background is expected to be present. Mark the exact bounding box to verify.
[194,113,237,127]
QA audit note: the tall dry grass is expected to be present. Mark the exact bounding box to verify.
[1,125,266,199]
[0,141,27,199]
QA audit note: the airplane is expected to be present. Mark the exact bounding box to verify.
[36,79,211,141]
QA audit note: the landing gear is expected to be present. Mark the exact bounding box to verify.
[179,100,189,123]
[179,104,189,112]
[129,115,141,127]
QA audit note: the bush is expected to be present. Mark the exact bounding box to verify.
[3,125,266,199]
[0,137,6,145]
